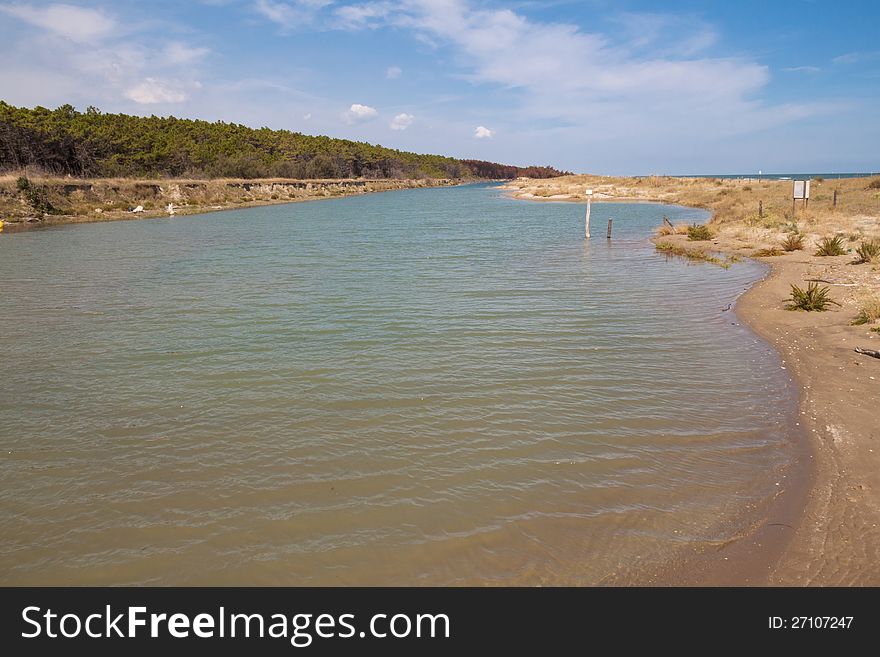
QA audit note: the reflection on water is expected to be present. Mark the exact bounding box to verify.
[0,184,797,584]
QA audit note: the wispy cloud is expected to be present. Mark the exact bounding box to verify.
[832,51,880,65]
[386,65,402,79]
[255,0,336,29]
[832,52,860,65]
[322,0,832,143]
[125,78,193,104]
[162,43,211,66]
[334,1,393,29]
[782,65,821,73]
[0,2,116,42]
[0,2,205,108]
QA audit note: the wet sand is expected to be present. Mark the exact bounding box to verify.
[736,252,880,585]
[507,176,880,585]
[640,232,880,585]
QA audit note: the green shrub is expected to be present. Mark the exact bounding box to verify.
[687,224,713,241]
[786,282,839,311]
[15,176,57,215]
[815,235,846,256]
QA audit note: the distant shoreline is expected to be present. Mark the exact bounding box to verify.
[506,174,880,586]
[0,176,477,230]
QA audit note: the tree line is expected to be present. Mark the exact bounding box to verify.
[0,102,568,180]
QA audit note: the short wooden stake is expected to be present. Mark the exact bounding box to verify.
[759,200,763,218]
[606,218,613,239]
[833,189,838,208]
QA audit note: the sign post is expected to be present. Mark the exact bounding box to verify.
[792,180,810,215]
[585,189,593,239]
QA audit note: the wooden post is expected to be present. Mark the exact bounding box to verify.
[663,216,674,230]
[833,189,838,208]
[585,189,593,239]
[606,218,613,239]
[792,198,796,217]
[759,200,763,219]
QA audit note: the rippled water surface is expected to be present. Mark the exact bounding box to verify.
[0,184,797,584]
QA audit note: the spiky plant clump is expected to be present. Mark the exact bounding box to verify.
[786,282,839,312]
[780,233,804,252]
[815,235,846,257]
[853,239,880,264]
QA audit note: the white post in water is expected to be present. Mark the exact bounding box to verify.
[585,188,593,239]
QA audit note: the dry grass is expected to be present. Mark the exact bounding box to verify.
[0,174,450,225]
[504,174,880,245]
[852,294,880,325]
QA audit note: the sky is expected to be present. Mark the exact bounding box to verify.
[0,0,878,174]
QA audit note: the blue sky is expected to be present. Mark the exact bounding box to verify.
[1,0,878,174]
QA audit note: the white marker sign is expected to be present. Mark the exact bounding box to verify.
[792,180,810,200]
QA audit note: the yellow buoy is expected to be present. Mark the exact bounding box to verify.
[0,219,5,232]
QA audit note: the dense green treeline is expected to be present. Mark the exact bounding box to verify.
[0,102,568,180]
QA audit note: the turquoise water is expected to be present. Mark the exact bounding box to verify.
[0,184,798,585]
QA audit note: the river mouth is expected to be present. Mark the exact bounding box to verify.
[0,183,801,585]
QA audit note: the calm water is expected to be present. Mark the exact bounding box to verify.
[0,184,798,585]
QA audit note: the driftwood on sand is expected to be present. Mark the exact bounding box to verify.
[854,347,880,359]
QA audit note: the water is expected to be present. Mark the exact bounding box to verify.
[0,184,798,585]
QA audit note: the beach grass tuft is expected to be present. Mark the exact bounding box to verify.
[780,233,805,252]
[787,282,839,311]
[755,246,783,257]
[853,239,880,264]
[815,235,847,257]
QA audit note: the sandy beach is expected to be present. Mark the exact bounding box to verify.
[504,175,880,585]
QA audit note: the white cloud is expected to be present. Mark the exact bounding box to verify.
[334,1,394,29]
[325,0,833,147]
[832,52,860,65]
[162,43,211,66]
[782,66,820,73]
[255,0,335,28]
[386,65,402,79]
[303,112,312,120]
[345,102,378,122]
[474,125,493,139]
[0,2,116,42]
[390,112,414,130]
[125,78,189,104]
